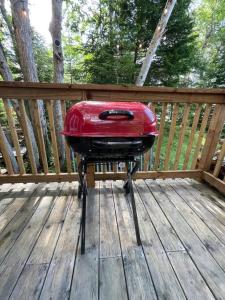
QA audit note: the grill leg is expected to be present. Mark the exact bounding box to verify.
[81,179,87,254]
[80,160,87,255]
[125,161,141,246]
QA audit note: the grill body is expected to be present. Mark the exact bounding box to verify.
[62,101,158,159]
[62,101,158,254]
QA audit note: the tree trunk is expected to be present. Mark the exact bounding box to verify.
[10,0,49,145]
[0,41,40,168]
[136,0,177,86]
[49,0,65,166]
[0,125,19,173]
[0,0,21,65]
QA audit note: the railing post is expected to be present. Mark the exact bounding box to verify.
[199,104,225,171]
[87,163,95,187]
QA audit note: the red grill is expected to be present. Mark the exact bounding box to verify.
[62,101,158,254]
[63,101,158,159]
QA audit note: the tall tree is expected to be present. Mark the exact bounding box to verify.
[136,0,177,86]
[10,0,49,145]
[49,0,65,165]
[74,0,197,87]
[0,41,40,168]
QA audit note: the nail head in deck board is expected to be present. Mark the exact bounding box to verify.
[135,179,185,252]
[168,251,215,300]
[100,181,121,258]
[70,185,100,300]
[133,183,186,300]
[39,192,81,300]
[112,181,157,300]
[159,180,225,271]
[0,184,61,299]
[146,179,225,300]
[99,257,128,300]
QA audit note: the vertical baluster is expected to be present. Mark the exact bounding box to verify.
[173,103,190,169]
[154,103,167,170]
[3,99,26,174]
[46,100,60,174]
[144,102,156,171]
[61,100,72,173]
[191,104,211,169]
[18,99,37,174]
[183,104,201,170]
[164,103,179,170]
[32,100,48,174]
[199,104,225,171]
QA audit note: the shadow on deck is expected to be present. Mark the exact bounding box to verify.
[0,179,225,300]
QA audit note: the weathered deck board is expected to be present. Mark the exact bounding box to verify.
[112,181,157,300]
[0,179,224,300]
[0,182,62,299]
[146,179,225,300]
[70,185,100,300]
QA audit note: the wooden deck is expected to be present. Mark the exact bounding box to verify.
[0,179,225,300]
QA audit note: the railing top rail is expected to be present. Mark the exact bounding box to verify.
[0,81,225,103]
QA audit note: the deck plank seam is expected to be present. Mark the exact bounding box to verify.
[168,181,225,258]
[134,181,188,300]
[7,182,66,299]
[111,181,134,300]
[0,183,38,219]
[175,179,225,228]
[0,183,49,267]
[0,183,44,235]
[144,180,223,299]
[38,184,79,300]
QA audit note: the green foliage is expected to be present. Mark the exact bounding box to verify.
[66,0,197,86]
[193,0,225,87]
[32,32,53,82]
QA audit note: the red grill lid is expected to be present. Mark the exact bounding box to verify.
[62,101,158,137]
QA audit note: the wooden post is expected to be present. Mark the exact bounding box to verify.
[87,164,95,188]
[199,104,225,171]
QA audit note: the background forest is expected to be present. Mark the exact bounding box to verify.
[0,0,224,174]
[1,0,225,88]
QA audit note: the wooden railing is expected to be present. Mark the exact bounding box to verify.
[0,82,224,193]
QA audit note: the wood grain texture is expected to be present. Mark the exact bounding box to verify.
[3,99,25,174]
[112,181,157,300]
[154,103,168,170]
[164,103,179,170]
[46,100,60,174]
[191,104,211,169]
[203,171,225,195]
[199,104,225,171]
[18,99,37,174]
[173,103,191,169]
[146,179,225,300]
[0,81,225,103]
[0,180,224,299]
[70,185,100,300]
[183,104,201,169]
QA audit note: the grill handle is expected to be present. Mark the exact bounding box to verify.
[99,110,134,120]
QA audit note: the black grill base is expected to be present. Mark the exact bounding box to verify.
[66,136,155,158]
